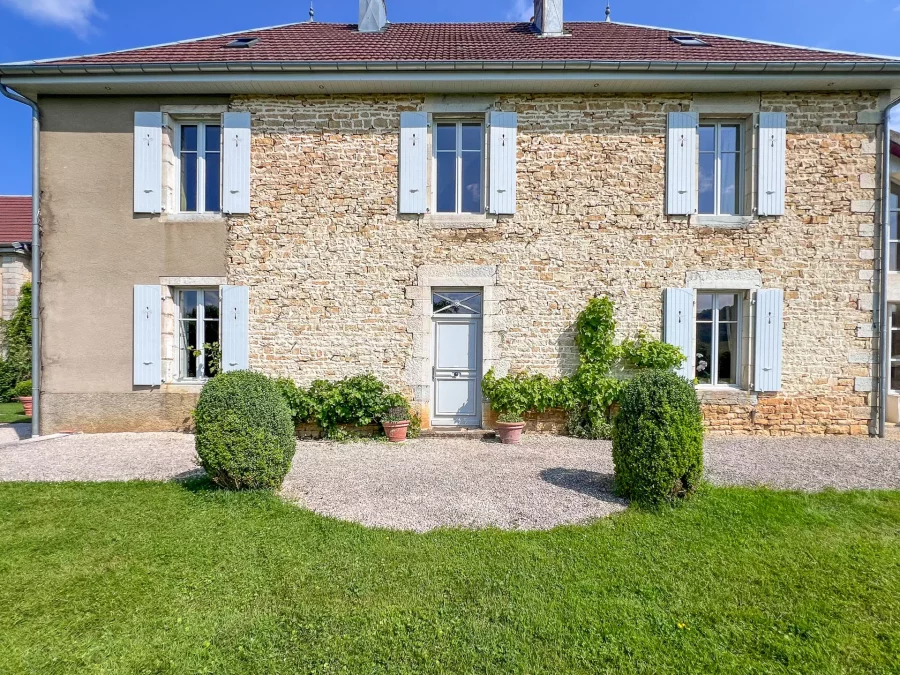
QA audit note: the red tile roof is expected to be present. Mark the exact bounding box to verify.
[37,22,889,66]
[0,197,32,244]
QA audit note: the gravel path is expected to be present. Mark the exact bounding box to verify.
[1,431,898,531]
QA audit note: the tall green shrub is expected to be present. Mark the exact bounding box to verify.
[612,370,704,506]
[194,370,296,490]
[0,283,32,400]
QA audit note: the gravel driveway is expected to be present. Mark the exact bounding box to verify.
[1,431,898,531]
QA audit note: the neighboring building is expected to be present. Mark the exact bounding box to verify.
[1,0,899,435]
[0,196,32,320]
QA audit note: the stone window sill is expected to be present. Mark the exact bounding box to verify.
[421,214,498,230]
[690,215,753,229]
[161,382,206,393]
[160,212,228,224]
[695,386,758,405]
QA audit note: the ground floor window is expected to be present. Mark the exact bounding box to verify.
[176,288,220,380]
[891,304,900,391]
[695,291,742,386]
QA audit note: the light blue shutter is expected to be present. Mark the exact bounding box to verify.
[133,285,161,385]
[666,112,698,215]
[664,288,694,380]
[489,111,517,215]
[222,112,251,214]
[399,112,427,214]
[221,285,249,372]
[133,112,162,214]
[754,288,784,391]
[757,112,787,216]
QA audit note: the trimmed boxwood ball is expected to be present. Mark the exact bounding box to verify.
[612,370,704,507]
[194,370,296,490]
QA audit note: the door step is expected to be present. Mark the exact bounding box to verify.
[419,428,496,439]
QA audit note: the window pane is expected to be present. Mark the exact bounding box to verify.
[205,152,221,212]
[718,294,739,322]
[893,365,900,391]
[181,152,198,212]
[461,152,481,213]
[433,292,482,315]
[892,327,900,358]
[436,152,456,213]
[204,319,219,345]
[181,291,198,319]
[698,153,715,215]
[696,293,714,321]
[180,320,198,379]
[699,126,715,152]
[892,212,898,242]
[719,125,739,152]
[892,243,899,272]
[719,153,740,215]
[436,124,456,151]
[717,322,737,384]
[695,323,712,384]
[892,305,900,330]
[180,125,198,152]
[891,186,900,210]
[461,123,481,151]
[204,291,219,319]
[205,125,220,152]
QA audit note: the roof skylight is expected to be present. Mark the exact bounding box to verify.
[225,37,260,48]
[670,35,709,47]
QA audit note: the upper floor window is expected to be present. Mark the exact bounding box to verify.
[890,184,900,271]
[434,121,483,214]
[698,123,743,216]
[176,122,222,213]
[177,288,220,380]
[695,291,742,386]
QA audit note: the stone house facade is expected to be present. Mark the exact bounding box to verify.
[2,3,899,436]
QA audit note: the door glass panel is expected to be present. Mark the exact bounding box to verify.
[695,322,712,384]
[435,322,475,370]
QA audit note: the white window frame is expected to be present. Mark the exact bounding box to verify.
[890,184,900,272]
[694,291,743,388]
[174,120,223,214]
[175,287,220,382]
[890,304,900,391]
[431,118,485,215]
[698,121,744,217]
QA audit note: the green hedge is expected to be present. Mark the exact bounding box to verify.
[194,371,296,490]
[612,370,704,507]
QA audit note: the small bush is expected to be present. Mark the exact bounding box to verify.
[482,369,561,422]
[612,370,704,507]
[194,371,296,490]
[621,330,684,371]
[13,380,32,399]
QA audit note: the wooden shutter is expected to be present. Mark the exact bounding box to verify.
[222,112,251,214]
[489,111,517,215]
[398,112,427,214]
[221,285,249,372]
[664,288,694,380]
[133,112,162,214]
[666,112,698,215]
[754,288,784,391]
[757,112,787,216]
[133,285,161,385]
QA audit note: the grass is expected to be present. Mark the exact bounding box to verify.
[0,482,897,674]
[0,401,29,424]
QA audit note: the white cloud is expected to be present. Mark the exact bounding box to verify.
[507,0,532,22]
[0,0,101,38]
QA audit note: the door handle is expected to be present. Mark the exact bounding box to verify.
[452,371,460,378]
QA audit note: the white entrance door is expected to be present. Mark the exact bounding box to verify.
[431,290,482,427]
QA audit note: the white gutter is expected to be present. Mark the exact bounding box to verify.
[0,84,40,438]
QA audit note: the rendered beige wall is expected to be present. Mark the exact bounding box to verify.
[39,96,228,433]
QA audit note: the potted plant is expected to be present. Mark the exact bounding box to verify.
[495,411,527,445]
[481,369,532,445]
[14,380,32,417]
[381,405,411,443]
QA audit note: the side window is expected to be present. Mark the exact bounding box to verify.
[433,120,484,214]
[698,123,743,216]
[176,288,220,380]
[890,185,900,272]
[176,122,222,214]
[695,291,742,386]
[891,305,900,390]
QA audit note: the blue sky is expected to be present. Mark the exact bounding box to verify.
[1,0,900,195]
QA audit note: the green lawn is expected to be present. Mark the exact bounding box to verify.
[0,482,897,674]
[0,401,30,424]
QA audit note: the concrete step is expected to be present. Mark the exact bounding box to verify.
[419,428,496,439]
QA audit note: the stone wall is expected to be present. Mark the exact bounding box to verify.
[0,254,30,320]
[228,92,880,435]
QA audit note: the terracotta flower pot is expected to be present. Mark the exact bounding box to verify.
[382,420,410,443]
[18,396,33,417]
[495,421,526,445]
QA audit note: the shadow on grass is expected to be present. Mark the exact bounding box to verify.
[540,467,620,502]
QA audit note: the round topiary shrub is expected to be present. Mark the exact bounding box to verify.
[194,370,296,490]
[612,370,704,507]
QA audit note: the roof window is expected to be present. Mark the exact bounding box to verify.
[225,37,260,48]
[670,35,709,47]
